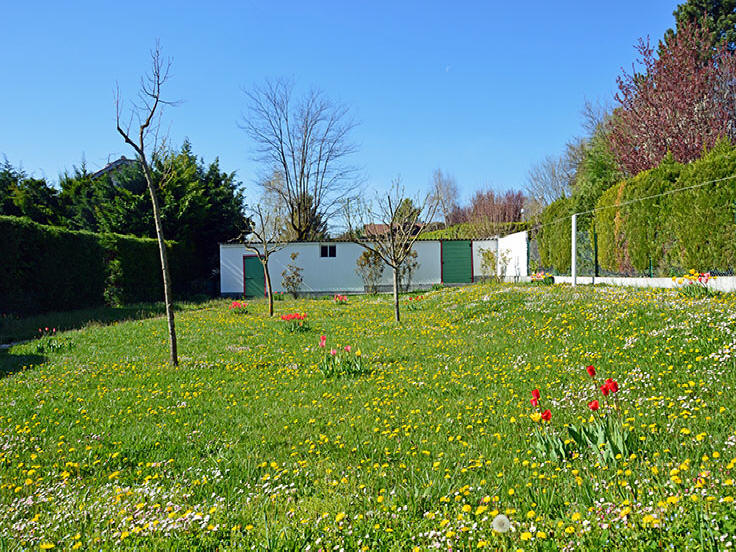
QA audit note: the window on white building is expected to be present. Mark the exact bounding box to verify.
[320,245,336,258]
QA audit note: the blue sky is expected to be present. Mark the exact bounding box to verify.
[1,1,678,204]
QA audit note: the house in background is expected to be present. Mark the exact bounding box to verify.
[90,156,137,182]
[219,233,528,297]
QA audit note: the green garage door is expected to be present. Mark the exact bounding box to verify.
[243,256,265,297]
[442,240,472,283]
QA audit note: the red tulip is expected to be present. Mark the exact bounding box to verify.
[541,409,551,421]
[531,389,540,400]
[588,400,600,411]
[319,335,326,348]
[605,378,619,393]
[600,383,610,396]
[586,365,596,378]
[530,398,539,407]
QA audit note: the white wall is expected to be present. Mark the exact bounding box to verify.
[472,239,497,280]
[497,231,528,280]
[553,275,736,292]
[220,241,442,295]
[220,244,247,295]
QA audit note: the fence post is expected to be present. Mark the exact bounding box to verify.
[571,213,577,287]
[593,230,599,284]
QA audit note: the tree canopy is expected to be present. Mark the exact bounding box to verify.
[668,0,736,49]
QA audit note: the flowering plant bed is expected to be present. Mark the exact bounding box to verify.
[280,312,309,332]
[406,294,424,311]
[672,269,717,297]
[530,271,554,285]
[228,300,248,313]
[35,327,73,354]
[529,364,634,464]
[317,335,368,377]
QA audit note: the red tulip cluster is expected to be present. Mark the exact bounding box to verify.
[280,312,307,321]
[600,378,619,396]
[529,388,552,421]
[334,294,348,303]
[229,300,248,311]
[281,312,308,331]
[529,365,621,423]
[587,364,619,397]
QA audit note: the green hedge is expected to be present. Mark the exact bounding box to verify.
[668,142,736,271]
[590,140,736,275]
[0,217,106,314]
[422,220,530,240]
[0,216,194,315]
[592,183,624,273]
[621,156,682,273]
[538,197,573,273]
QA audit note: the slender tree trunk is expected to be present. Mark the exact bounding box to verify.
[264,261,274,317]
[142,162,178,366]
[392,266,400,322]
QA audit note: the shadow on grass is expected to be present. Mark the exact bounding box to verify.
[0,350,46,378]
[0,303,191,345]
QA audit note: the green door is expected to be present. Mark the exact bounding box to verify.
[442,241,472,283]
[243,256,265,297]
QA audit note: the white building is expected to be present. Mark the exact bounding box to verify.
[219,233,528,297]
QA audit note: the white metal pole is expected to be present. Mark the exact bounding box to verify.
[571,213,577,287]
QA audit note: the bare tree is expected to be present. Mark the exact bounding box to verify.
[431,168,459,225]
[344,179,439,322]
[466,188,526,236]
[241,79,359,240]
[580,98,613,136]
[243,201,287,317]
[115,41,179,366]
[524,138,585,216]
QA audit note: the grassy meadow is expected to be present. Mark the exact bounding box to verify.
[1,284,735,550]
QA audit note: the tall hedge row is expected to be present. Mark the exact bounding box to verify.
[0,217,106,314]
[590,141,736,275]
[0,216,193,314]
[538,197,573,273]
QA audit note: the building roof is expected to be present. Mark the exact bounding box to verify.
[90,156,137,180]
[219,237,498,246]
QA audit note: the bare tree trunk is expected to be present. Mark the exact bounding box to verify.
[115,42,178,367]
[264,262,274,317]
[392,266,400,323]
[142,162,178,366]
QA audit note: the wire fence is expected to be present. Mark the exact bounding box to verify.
[527,172,736,279]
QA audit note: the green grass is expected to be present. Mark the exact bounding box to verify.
[1,284,735,550]
[0,301,210,345]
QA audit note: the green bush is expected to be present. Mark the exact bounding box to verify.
[538,197,573,273]
[620,156,682,273]
[668,140,736,271]
[0,216,106,314]
[0,216,195,315]
[422,220,530,240]
[592,183,623,273]
[591,140,736,275]
[99,234,192,304]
